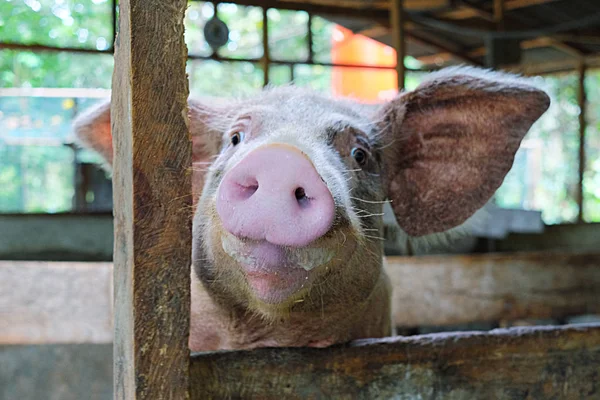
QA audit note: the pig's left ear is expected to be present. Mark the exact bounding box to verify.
[73,98,232,170]
[73,97,236,203]
[378,67,550,236]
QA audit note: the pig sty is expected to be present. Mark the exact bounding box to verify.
[73,66,550,351]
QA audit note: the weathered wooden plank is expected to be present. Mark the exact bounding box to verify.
[111,0,191,398]
[0,213,113,261]
[2,253,599,344]
[190,323,600,399]
[387,252,600,327]
[496,223,600,253]
[390,0,406,90]
[0,262,113,344]
[0,206,548,261]
[0,344,113,400]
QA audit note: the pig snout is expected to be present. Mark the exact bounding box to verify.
[216,144,335,247]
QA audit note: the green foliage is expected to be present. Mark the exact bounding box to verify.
[0,0,112,49]
[0,145,74,212]
[1,0,599,224]
[495,73,583,224]
[268,8,309,61]
[0,50,113,88]
[584,72,600,222]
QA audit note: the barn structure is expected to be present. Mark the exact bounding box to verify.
[1,0,600,399]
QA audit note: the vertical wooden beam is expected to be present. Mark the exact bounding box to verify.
[577,62,587,223]
[262,7,270,86]
[494,0,505,31]
[111,0,117,50]
[112,0,192,398]
[307,13,314,63]
[390,0,405,90]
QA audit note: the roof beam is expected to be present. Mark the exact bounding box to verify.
[416,36,585,67]
[438,0,559,20]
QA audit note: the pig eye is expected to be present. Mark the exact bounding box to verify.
[351,147,368,166]
[230,131,244,146]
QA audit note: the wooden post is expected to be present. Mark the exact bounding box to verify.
[111,0,192,398]
[307,13,314,63]
[262,7,270,86]
[577,62,587,223]
[493,0,505,31]
[390,0,405,90]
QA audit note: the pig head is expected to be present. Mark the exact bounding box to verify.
[73,66,550,351]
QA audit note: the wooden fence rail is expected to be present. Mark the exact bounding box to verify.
[190,323,600,399]
[2,254,600,344]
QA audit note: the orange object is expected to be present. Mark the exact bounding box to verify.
[331,25,398,103]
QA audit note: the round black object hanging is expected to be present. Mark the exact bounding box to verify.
[204,16,229,51]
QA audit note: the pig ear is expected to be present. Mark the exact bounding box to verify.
[378,67,550,236]
[72,98,233,171]
[72,99,113,169]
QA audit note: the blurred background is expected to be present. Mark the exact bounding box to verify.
[1,1,600,399]
[1,0,600,224]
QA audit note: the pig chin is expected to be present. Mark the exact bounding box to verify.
[221,231,335,304]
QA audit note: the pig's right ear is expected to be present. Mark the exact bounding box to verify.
[72,98,232,173]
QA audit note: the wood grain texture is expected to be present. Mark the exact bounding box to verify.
[2,253,599,345]
[190,323,600,399]
[111,0,191,398]
[0,344,113,400]
[386,252,600,327]
[0,262,112,344]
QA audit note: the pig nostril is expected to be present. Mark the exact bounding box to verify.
[294,187,306,201]
[235,183,259,201]
[295,187,311,208]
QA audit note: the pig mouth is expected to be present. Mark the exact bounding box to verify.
[221,231,335,303]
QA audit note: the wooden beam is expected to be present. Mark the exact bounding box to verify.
[409,31,483,65]
[111,0,192,398]
[509,54,600,76]
[229,0,450,12]
[494,0,505,30]
[497,223,600,253]
[439,0,558,20]
[262,7,270,86]
[386,252,600,327]
[0,262,113,344]
[0,213,113,261]
[417,37,587,67]
[190,323,600,399]
[578,62,587,223]
[0,344,113,400]
[3,253,599,344]
[390,0,406,90]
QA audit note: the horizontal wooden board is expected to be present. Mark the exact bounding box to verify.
[386,252,600,327]
[190,323,600,399]
[2,214,598,261]
[0,213,113,261]
[0,344,112,400]
[0,262,113,344]
[2,253,600,343]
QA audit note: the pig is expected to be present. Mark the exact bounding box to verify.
[73,66,550,351]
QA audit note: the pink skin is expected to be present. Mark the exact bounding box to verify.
[216,144,336,302]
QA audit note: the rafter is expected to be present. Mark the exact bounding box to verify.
[438,0,559,20]
[415,38,585,67]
